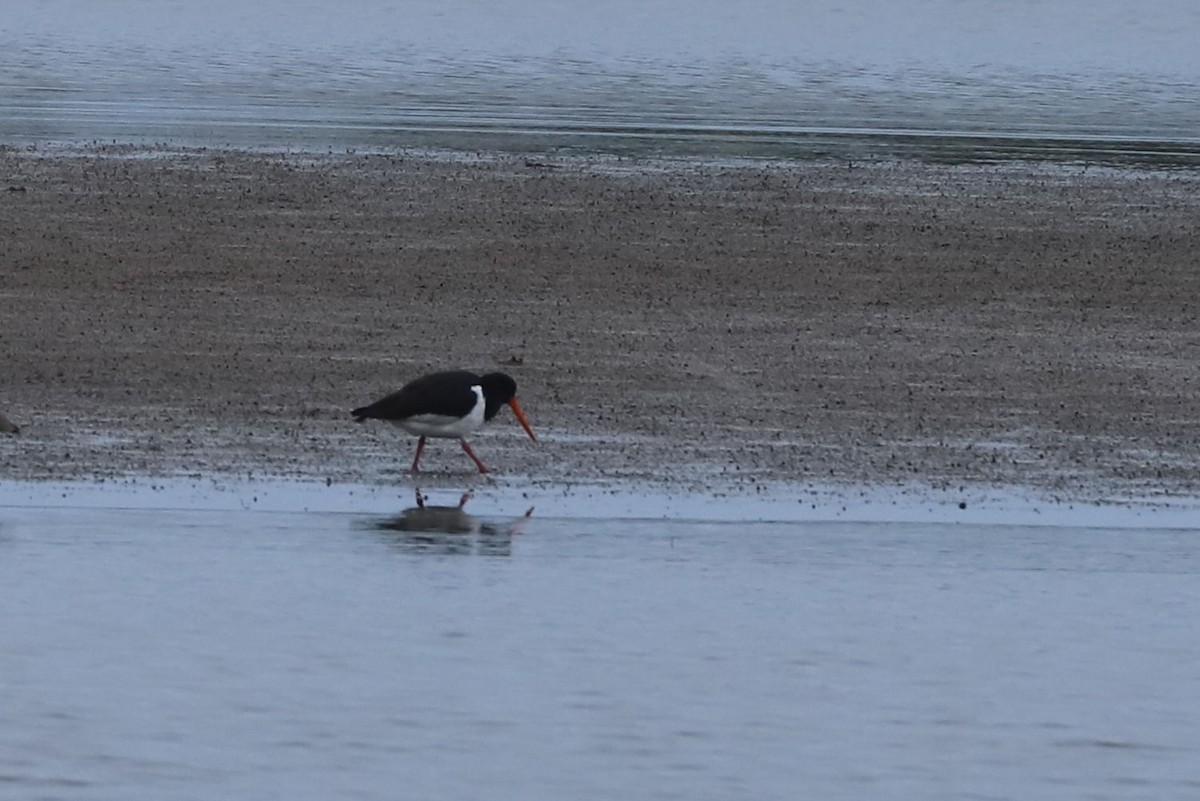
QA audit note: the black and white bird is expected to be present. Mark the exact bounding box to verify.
[351,370,537,474]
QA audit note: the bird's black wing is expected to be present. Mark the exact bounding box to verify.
[352,371,481,421]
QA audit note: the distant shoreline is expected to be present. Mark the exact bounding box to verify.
[5,126,1200,170]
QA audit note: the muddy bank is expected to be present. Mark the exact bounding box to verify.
[2,146,1199,503]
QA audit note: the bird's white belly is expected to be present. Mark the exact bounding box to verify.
[394,386,486,438]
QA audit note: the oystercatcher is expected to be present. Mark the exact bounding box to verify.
[351,370,537,474]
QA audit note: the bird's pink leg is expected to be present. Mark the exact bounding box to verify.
[409,436,427,474]
[460,439,492,474]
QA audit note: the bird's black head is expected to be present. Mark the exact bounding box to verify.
[478,372,519,420]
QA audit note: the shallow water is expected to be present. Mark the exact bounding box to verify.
[3,0,1199,162]
[3,484,1200,800]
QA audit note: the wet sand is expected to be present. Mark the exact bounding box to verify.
[3,145,1199,505]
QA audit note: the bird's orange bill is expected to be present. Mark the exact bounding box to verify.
[507,397,538,443]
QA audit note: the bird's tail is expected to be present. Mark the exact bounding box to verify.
[351,406,372,422]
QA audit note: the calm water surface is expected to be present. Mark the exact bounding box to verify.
[3,0,1199,162]
[3,498,1199,800]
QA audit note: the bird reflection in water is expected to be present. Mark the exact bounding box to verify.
[371,489,534,556]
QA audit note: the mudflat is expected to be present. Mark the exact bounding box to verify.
[3,146,1199,502]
